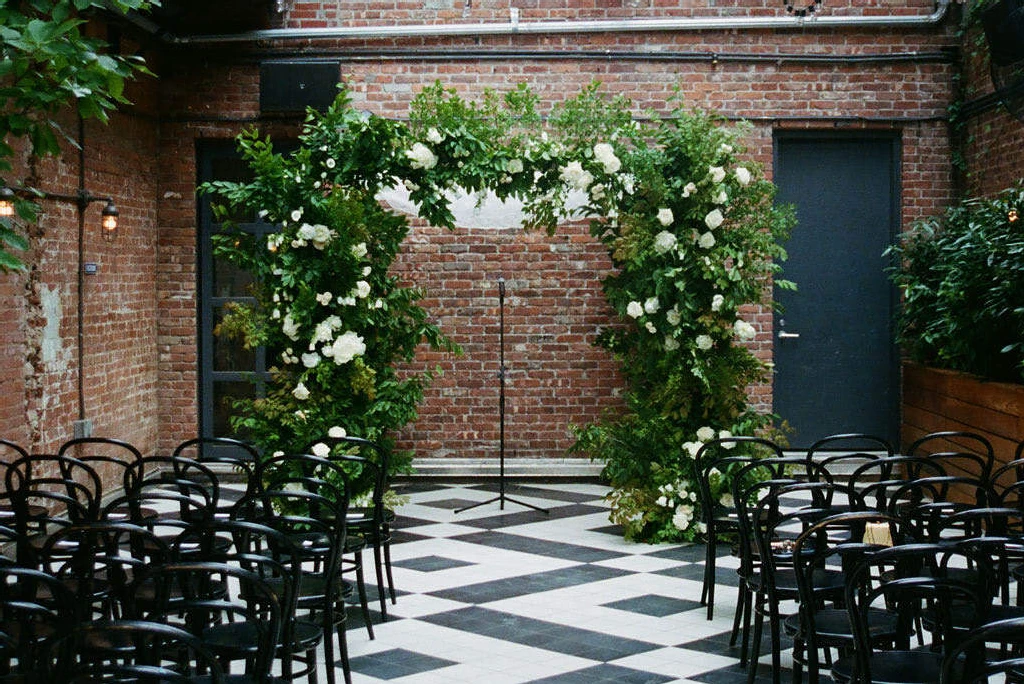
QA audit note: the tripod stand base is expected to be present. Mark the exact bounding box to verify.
[455,493,550,515]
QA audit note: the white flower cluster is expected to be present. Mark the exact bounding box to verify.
[593,143,621,174]
[291,223,335,250]
[654,481,697,509]
[559,160,594,192]
[682,426,735,459]
[406,142,437,170]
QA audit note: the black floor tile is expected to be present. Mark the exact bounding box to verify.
[602,593,703,617]
[460,502,609,530]
[427,563,629,603]
[420,606,661,661]
[347,647,457,680]
[391,554,476,572]
[451,529,624,563]
[526,663,674,683]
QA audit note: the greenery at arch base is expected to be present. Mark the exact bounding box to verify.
[205,82,795,541]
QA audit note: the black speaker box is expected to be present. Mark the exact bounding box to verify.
[259,61,340,114]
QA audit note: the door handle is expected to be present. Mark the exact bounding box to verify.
[778,331,801,339]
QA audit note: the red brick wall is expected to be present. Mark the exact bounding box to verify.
[0,1,964,467]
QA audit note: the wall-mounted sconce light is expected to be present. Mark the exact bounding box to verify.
[0,184,119,237]
[0,187,15,217]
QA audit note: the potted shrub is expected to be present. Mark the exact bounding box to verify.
[887,182,1024,461]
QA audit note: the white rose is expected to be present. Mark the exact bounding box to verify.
[316,292,332,305]
[407,142,437,170]
[310,442,331,457]
[282,314,300,341]
[644,297,660,314]
[672,504,694,531]
[711,294,725,312]
[292,382,310,401]
[656,208,674,226]
[426,127,443,144]
[666,308,681,326]
[352,281,371,299]
[310,224,334,250]
[301,352,320,369]
[705,209,725,230]
[507,158,524,174]
[720,143,734,154]
[325,157,336,169]
[720,493,735,508]
[683,441,702,458]
[297,223,317,241]
[735,167,752,186]
[290,208,303,222]
[709,166,727,183]
[653,231,677,255]
[645,321,657,334]
[351,242,368,258]
[326,331,366,365]
[695,334,713,351]
[626,301,644,319]
[593,142,621,174]
[734,318,757,341]
[719,430,735,447]
[698,232,716,249]
[664,336,680,351]
[697,426,716,442]
[559,161,594,191]
[328,426,347,438]
[713,191,728,205]
[682,182,697,198]
[622,174,636,195]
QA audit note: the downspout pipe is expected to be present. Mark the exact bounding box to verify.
[167,0,950,45]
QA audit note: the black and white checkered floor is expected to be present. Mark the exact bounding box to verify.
[342,481,792,684]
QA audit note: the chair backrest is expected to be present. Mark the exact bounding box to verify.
[792,510,911,659]
[906,430,996,483]
[172,436,260,505]
[139,560,280,682]
[887,475,997,541]
[805,432,893,479]
[58,437,144,495]
[126,454,221,520]
[303,434,389,514]
[845,542,987,681]
[849,455,946,512]
[0,565,75,679]
[692,437,787,534]
[939,616,1024,684]
[39,521,171,622]
[61,618,226,683]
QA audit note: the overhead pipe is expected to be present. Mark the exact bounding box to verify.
[169,0,951,45]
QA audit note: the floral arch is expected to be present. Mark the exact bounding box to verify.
[206,81,794,543]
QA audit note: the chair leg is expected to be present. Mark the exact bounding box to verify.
[769,603,782,684]
[322,605,336,684]
[739,583,753,666]
[747,593,765,684]
[731,580,746,647]
[372,540,387,621]
[705,541,716,620]
[354,554,375,640]
[383,534,396,605]
[336,617,352,684]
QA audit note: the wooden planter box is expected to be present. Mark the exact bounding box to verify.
[901,362,1024,471]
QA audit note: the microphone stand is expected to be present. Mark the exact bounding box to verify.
[456,277,548,515]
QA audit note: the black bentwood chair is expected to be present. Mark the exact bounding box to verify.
[693,436,786,626]
[939,616,1024,684]
[0,565,75,682]
[305,435,396,620]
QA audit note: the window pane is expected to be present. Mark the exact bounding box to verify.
[213,305,257,371]
[212,255,254,298]
[212,380,257,438]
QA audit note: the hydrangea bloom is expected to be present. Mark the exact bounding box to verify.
[656,208,674,226]
[705,209,724,230]
[311,442,330,457]
[666,307,681,326]
[559,161,594,191]
[711,294,725,312]
[709,166,727,183]
[351,242,368,258]
[735,167,752,186]
[507,158,524,174]
[695,334,713,350]
[696,426,716,442]
[698,232,716,249]
[626,301,644,318]
[328,425,347,438]
[644,297,660,314]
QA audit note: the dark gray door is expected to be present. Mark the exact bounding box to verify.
[772,134,901,447]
